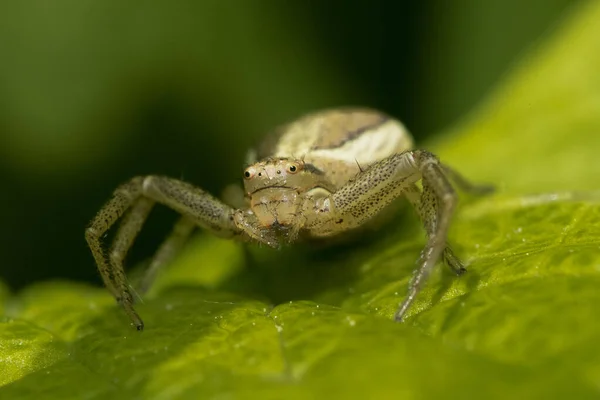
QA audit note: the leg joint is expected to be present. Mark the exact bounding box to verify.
[85,226,99,241]
[142,175,157,196]
[412,150,440,167]
[109,250,123,266]
[441,190,457,205]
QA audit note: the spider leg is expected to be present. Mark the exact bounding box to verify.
[441,247,467,275]
[405,184,466,276]
[442,164,495,195]
[137,216,195,295]
[86,176,241,330]
[86,178,146,327]
[304,150,466,322]
[394,151,458,321]
[109,197,155,297]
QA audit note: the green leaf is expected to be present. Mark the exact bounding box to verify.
[2,1,600,399]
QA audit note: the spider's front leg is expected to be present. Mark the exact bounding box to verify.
[86,176,241,330]
[305,150,471,322]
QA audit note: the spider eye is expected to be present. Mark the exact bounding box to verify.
[244,168,255,179]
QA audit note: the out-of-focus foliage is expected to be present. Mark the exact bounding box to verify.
[0,0,577,289]
[1,2,599,398]
[0,2,350,174]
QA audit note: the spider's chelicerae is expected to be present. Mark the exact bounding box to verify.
[86,108,493,330]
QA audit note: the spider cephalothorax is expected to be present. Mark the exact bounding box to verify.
[237,157,333,245]
[86,108,492,330]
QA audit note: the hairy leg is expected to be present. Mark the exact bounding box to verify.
[137,217,196,295]
[442,164,495,195]
[394,152,457,321]
[405,184,465,275]
[86,178,145,326]
[86,176,240,330]
[304,150,468,321]
[107,197,155,314]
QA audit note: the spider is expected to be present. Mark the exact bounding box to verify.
[86,108,493,330]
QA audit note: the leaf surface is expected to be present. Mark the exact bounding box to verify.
[2,2,600,399]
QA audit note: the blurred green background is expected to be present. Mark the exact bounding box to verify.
[0,0,578,290]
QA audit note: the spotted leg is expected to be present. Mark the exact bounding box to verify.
[304,150,472,322]
[405,184,466,275]
[86,176,241,330]
[392,153,464,320]
[405,175,494,278]
[137,216,196,295]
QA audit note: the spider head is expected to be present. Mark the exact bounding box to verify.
[242,157,320,232]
